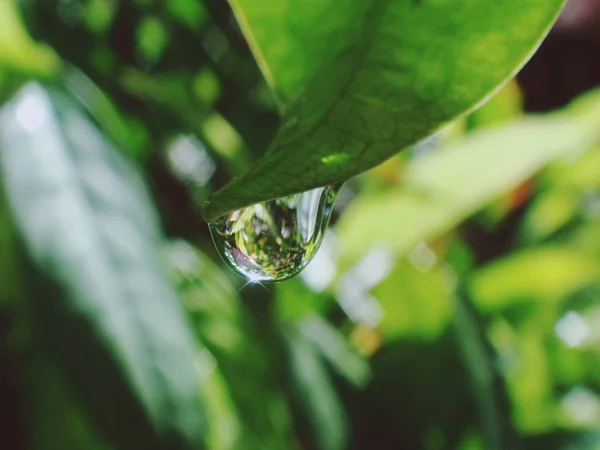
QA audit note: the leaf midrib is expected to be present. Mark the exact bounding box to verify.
[270,1,387,154]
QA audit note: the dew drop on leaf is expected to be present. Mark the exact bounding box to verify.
[209,184,341,282]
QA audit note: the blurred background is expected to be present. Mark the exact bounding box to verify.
[2,0,600,449]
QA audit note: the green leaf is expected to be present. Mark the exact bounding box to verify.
[0,0,58,76]
[283,326,348,450]
[487,319,556,432]
[0,84,204,449]
[465,81,523,131]
[519,190,579,243]
[0,185,19,305]
[372,261,453,342]
[334,92,600,268]
[167,240,296,450]
[470,247,599,312]
[203,0,566,220]
[196,352,243,450]
[298,315,370,388]
[18,0,276,160]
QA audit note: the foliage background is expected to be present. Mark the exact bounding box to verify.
[2,0,600,449]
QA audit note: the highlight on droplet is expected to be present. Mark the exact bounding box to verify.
[209,184,341,282]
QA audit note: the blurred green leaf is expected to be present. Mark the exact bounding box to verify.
[204,0,565,220]
[298,315,370,388]
[470,248,599,312]
[488,319,556,432]
[458,432,484,450]
[283,326,348,450]
[275,278,331,321]
[3,188,108,450]
[372,261,453,342]
[543,146,600,191]
[519,190,579,243]
[64,69,150,159]
[0,84,204,449]
[519,145,600,243]
[0,188,19,305]
[196,352,243,450]
[466,81,523,131]
[18,0,277,161]
[562,221,600,261]
[0,0,58,76]
[335,93,600,267]
[167,240,297,450]
[453,293,506,450]
[136,15,170,64]
[166,0,207,30]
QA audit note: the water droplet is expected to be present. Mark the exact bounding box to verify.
[209,184,341,282]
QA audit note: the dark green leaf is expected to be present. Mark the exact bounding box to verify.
[0,84,204,449]
[0,185,19,305]
[18,0,278,159]
[203,0,566,220]
[24,349,110,450]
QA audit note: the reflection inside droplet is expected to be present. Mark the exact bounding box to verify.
[209,185,341,282]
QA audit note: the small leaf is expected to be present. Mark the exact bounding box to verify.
[0,84,204,449]
[204,0,566,220]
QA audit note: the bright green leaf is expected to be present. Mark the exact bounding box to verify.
[372,261,453,342]
[487,320,556,433]
[204,0,565,220]
[0,84,204,449]
[0,0,58,76]
[466,81,523,131]
[519,190,579,243]
[470,247,599,312]
[543,146,600,191]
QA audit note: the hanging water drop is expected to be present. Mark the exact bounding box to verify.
[209,184,341,282]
